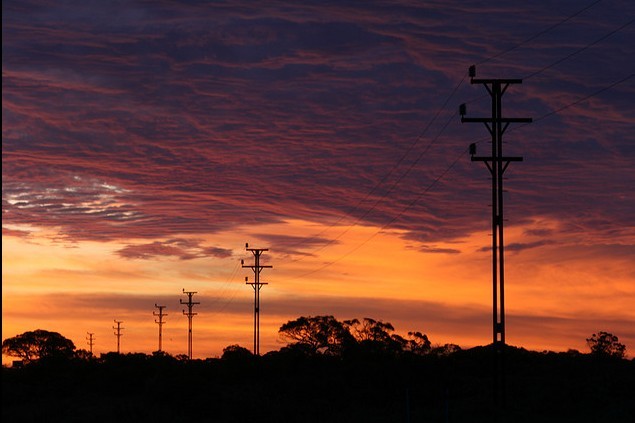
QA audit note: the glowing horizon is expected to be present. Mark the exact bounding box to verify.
[3,216,634,364]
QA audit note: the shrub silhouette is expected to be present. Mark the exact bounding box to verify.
[586,331,626,359]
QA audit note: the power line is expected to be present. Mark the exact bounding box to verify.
[206,258,245,317]
[494,71,635,139]
[290,95,464,263]
[461,16,633,108]
[534,72,635,122]
[206,259,241,307]
[284,76,466,262]
[523,19,633,80]
[290,71,632,280]
[476,0,604,65]
[291,144,466,281]
[282,0,611,262]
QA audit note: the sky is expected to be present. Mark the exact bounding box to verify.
[2,0,634,363]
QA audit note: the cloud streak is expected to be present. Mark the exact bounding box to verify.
[3,1,631,246]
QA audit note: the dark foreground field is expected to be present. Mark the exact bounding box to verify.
[3,346,634,423]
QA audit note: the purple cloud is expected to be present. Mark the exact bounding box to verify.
[117,239,233,260]
[2,0,633,251]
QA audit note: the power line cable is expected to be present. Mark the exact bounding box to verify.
[290,15,631,267]
[290,71,633,279]
[207,258,245,316]
[524,72,634,126]
[292,135,467,280]
[523,18,633,80]
[276,0,611,262]
[476,0,604,65]
[206,258,241,304]
[288,79,465,262]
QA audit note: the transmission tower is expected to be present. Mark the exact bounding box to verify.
[180,289,199,360]
[460,65,531,409]
[113,320,124,354]
[241,243,272,356]
[86,332,95,356]
[154,304,168,352]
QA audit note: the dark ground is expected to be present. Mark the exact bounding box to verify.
[3,346,634,423]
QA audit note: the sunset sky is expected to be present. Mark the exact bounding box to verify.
[3,0,634,364]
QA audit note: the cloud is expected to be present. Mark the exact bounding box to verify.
[251,233,339,257]
[3,1,632,250]
[477,239,556,253]
[1,226,31,238]
[506,240,557,252]
[418,245,461,254]
[116,238,233,260]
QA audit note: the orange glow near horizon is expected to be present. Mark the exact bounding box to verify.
[3,217,634,365]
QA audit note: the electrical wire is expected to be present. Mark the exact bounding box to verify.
[523,19,633,80]
[476,0,604,65]
[208,0,628,318]
[279,0,610,262]
[287,77,466,262]
[289,70,634,280]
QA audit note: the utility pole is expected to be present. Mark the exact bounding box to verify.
[241,243,272,356]
[86,332,95,356]
[460,64,531,411]
[113,320,124,354]
[154,304,168,352]
[180,289,199,360]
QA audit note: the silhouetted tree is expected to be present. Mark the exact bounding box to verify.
[586,331,626,359]
[74,348,94,361]
[430,343,462,356]
[279,315,354,355]
[2,329,76,364]
[343,317,408,355]
[343,317,392,342]
[222,344,253,360]
[406,331,432,355]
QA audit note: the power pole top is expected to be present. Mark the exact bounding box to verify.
[154,304,168,352]
[470,78,523,84]
[113,320,124,354]
[180,290,199,359]
[242,243,272,356]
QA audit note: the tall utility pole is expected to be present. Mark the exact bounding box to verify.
[241,243,272,356]
[460,65,531,410]
[86,332,95,356]
[154,304,168,352]
[113,320,124,354]
[180,289,199,360]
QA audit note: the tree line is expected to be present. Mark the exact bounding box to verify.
[2,315,628,364]
[2,317,633,422]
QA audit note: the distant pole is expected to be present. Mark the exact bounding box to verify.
[460,64,532,410]
[86,332,95,355]
[113,320,124,354]
[154,304,168,352]
[180,290,199,360]
[242,243,272,356]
